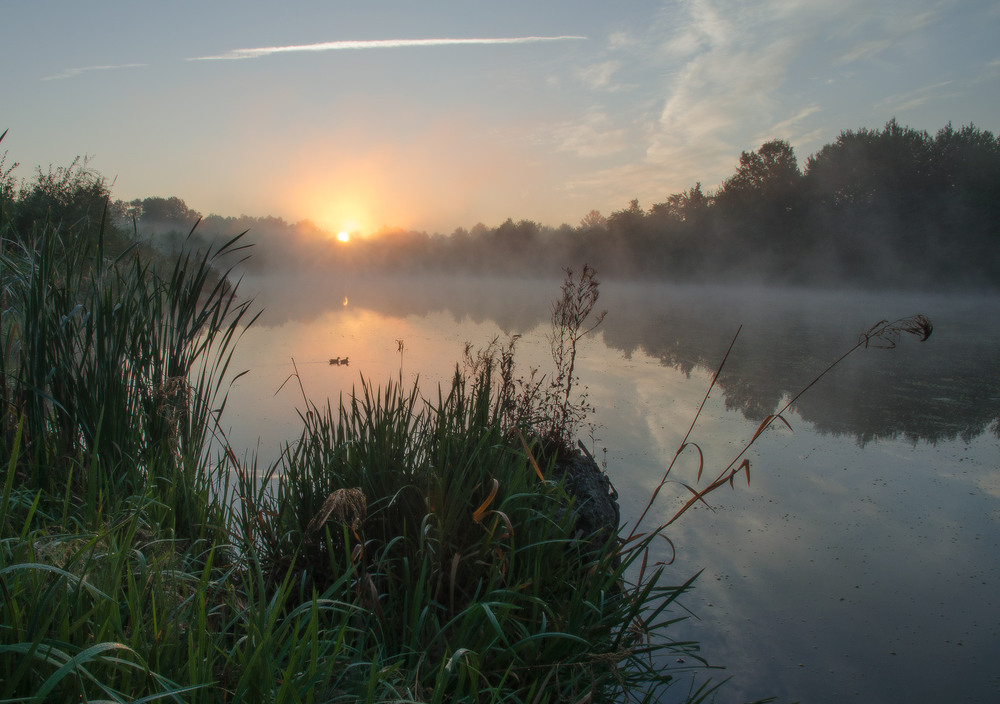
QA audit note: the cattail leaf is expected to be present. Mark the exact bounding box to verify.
[473,478,499,524]
[515,428,545,481]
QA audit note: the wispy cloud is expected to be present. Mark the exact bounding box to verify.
[576,60,623,90]
[757,104,823,144]
[43,63,146,81]
[190,36,587,61]
[547,111,629,158]
[877,80,956,112]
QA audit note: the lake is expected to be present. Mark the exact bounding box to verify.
[219,273,1000,703]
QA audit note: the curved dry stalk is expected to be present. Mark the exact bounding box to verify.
[635,315,933,532]
[627,326,742,540]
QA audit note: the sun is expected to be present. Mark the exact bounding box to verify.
[337,231,350,243]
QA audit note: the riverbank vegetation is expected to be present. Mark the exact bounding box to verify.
[119,120,1000,290]
[0,139,741,701]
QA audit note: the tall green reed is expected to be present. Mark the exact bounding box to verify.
[0,213,274,701]
[1,222,257,534]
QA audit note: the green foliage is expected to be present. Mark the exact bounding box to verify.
[718,138,802,203]
[3,155,132,256]
[0,217,256,535]
[460,264,607,457]
[134,195,203,226]
[0,130,17,206]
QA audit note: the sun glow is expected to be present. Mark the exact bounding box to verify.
[337,231,350,242]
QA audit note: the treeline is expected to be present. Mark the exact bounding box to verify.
[5,120,999,289]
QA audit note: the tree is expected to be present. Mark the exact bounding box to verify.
[804,119,934,208]
[932,123,1000,209]
[139,196,202,227]
[718,139,801,203]
[711,140,804,274]
[607,199,644,233]
[7,156,129,252]
[485,219,540,273]
[579,209,607,230]
[110,198,144,225]
[0,131,17,205]
[649,183,710,223]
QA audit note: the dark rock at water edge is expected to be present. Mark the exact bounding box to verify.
[551,444,621,552]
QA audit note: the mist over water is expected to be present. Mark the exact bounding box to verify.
[239,273,1000,446]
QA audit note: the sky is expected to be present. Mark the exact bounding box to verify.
[2,0,999,236]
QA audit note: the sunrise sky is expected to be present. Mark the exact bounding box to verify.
[3,0,999,235]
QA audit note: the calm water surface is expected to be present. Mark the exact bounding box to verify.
[221,274,1000,703]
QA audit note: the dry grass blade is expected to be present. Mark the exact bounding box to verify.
[679,442,704,482]
[305,487,367,539]
[731,458,750,488]
[751,414,792,443]
[473,479,513,541]
[660,313,932,528]
[678,482,716,513]
[488,510,514,540]
[472,478,499,524]
[652,532,677,566]
[515,427,546,481]
[449,552,461,614]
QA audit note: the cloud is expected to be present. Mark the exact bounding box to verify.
[631,0,854,191]
[608,31,640,51]
[877,80,956,112]
[833,37,892,66]
[43,63,146,81]
[190,36,587,61]
[576,60,623,90]
[557,0,830,209]
[757,104,823,144]
[834,6,939,66]
[547,112,629,158]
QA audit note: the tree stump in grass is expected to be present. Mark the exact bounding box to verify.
[551,444,621,559]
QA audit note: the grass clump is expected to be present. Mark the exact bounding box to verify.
[245,367,707,701]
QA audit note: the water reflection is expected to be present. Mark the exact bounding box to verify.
[243,274,1000,445]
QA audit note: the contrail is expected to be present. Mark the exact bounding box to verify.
[43,63,146,81]
[190,36,587,61]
